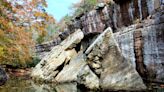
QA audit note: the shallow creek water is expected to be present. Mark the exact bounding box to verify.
[0,75,164,92]
[0,75,88,92]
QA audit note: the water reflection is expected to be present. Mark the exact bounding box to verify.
[0,76,163,92]
[0,76,78,92]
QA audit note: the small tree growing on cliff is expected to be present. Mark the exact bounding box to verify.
[72,0,98,16]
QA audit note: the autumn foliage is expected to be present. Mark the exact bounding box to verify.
[0,0,54,67]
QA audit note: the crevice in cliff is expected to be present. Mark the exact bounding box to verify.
[53,60,68,78]
[133,30,148,81]
[75,42,81,53]
[77,84,89,91]
[120,0,133,26]
[133,0,140,20]
[81,33,100,52]
[141,0,149,19]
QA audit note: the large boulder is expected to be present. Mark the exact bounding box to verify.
[0,66,7,86]
[31,29,84,81]
[85,27,146,91]
[55,53,99,89]
[54,54,87,83]
[31,29,99,89]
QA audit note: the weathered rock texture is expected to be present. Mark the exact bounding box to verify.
[32,30,99,89]
[33,0,164,91]
[54,53,99,89]
[36,0,163,59]
[32,27,146,91]
[31,30,84,81]
[114,10,164,80]
[35,30,74,59]
[72,0,163,33]
[85,27,146,90]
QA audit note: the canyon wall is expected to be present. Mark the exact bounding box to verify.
[35,0,164,81]
[36,0,163,54]
[71,0,163,33]
[114,10,164,80]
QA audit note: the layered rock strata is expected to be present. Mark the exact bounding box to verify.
[31,27,146,91]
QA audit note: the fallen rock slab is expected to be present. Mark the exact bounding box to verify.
[54,54,87,83]
[55,53,99,89]
[85,27,146,91]
[31,29,84,81]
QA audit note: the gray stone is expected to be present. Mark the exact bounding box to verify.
[114,11,164,81]
[54,54,87,83]
[31,29,84,81]
[55,83,77,92]
[55,53,99,89]
[85,27,146,91]
[77,65,99,89]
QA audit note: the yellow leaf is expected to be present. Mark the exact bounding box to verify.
[0,46,4,57]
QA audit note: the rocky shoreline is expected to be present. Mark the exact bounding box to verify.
[31,7,164,91]
[31,28,146,91]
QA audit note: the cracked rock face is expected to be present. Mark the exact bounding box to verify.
[31,27,147,91]
[55,53,99,89]
[114,10,164,81]
[31,29,99,89]
[85,27,146,91]
[31,29,84,81]
[54,54,87,83]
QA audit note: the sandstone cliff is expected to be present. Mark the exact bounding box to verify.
[33,0,164,91]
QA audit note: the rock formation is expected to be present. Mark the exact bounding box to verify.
[32,27,146,91]
[85,27,146,90]
[36,0,163,60]
[114,10,164,81]
[33,0,164,91]
[31,29,84,81]
[35,0,164,82]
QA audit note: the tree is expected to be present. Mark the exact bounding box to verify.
[72,0,98,16]
[0,0,55,67]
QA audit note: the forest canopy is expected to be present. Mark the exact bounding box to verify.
[0,0,55,67]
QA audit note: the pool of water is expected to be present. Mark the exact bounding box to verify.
[0,76,80,92]
[0,76,163,92]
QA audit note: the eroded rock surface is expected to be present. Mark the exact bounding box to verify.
[32,29,100,89]
[114,10,164,80]
[36,0,164,60]
[55,53,99,89]
[85,27,146,90]
[31,29,84,81]
[31,27,148,91]
[54,54,86,83]
[32,4,164,91]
